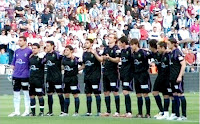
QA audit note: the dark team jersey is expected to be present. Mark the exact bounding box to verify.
[150,52,162,73]
[102,45,120,74]
[43,51,62,82]
[120,47,133,78]
[132,49,150,73]
[29,55,44,80]
[158,52,170,77]
[82,51,101,79]
[62,56,79,78]
[169,48,184,80]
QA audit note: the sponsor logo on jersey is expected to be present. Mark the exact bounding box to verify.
[121,57,128,62]
[85,60,94,66]
[16,59,25,64]
[64,65,73,71]
[46,60,55,66]
[30,65,39,71]
[24,53,27,57]
[154,59,161,65]
[161,62,168,68]
[134,59,142,65]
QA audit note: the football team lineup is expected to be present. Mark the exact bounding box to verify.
[2,36,199,123]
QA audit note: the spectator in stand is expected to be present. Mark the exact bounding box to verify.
[185,49,196,72]
[0,48,8,64]
[139,25,148,48]
[129,24,140,40]
[41,8,52,25]
[149,26,160,40]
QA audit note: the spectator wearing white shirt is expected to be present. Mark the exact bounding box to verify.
[161,4,169,17]
[149,26,160,40]
[125,11,133,24]
[89,4,100,18]
[141,17,152,32]
[163,10,173,34]
[178,26,190,40]
[152,18,162,32]
[8,32,19,64]
[129,24,141,40]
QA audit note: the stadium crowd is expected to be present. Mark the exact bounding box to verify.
[0,0,200,72]
[0,0,191,121]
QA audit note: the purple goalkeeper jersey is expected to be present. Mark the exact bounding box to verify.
[11,47,32,78]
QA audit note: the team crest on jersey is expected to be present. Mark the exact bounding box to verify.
[91,54,94,58]
[37,57,39,61]
[24,53,27,57]
[138,54,141,58]
[164,57,167,61]
[111,50,113,53]
[126,51,129,55]
[52,54,55,58]
[71,59,74,63]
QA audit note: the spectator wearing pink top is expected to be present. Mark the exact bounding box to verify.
[190,20,199,33]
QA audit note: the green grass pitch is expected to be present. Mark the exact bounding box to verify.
[0,93,199,124]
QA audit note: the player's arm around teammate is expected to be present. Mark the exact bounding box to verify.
[42,41,64,116]
[167,38,187,121]
[130,38,151,118]
[79,39,103,116]
[101,33,121,117]
[29,43,45,116]
[117,36,134,118]
[61,45,80,117]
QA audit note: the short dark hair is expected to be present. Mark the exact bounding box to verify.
[65,45,74,51]
[46,41,54,46]
[19,36,27,42]
[149,39,158,49]
[32,43,40,48]
[168,38,177,44]
[118,36,128,45]
[130,38,139,45]
[157,41,167,49]
[86,39,94,44]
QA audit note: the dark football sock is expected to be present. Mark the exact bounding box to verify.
[154,95,163,112]
[30,98,36,114]
[58,94,64,112]
[125,94,131,113]
[174,96,180,117]
[95,95,101,113]
[137,97,143,115]
[87,96,92,113]
[105,96,111,113]
[48,95,53,113]
[164,98,170,111]
[145,96,151,115]
[179,96,187,117]
[115,95,120,113]
[172,99,175,113]
[64,98,70,113]
[75,97,80,113]
[38,97,44,112]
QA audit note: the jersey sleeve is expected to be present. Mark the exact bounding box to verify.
[114,46,121,57]
[176,49,184,62]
